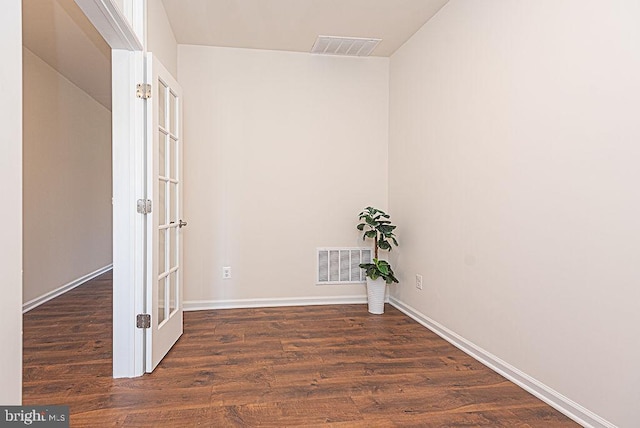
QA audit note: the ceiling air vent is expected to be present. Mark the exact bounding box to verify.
[311,36,381,57]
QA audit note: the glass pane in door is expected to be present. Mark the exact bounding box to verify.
[169,182,177,223]
[170,227,177,269]
[158,180,166,226]
[169,137,177,179]
[158,277,166,324]
[158,81,167,129]
[159,130,166,177]
[169,270,177,314]
[158,229,166,276]
[169,91,176,135]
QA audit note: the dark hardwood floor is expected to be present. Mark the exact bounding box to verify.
[23,271,578,427]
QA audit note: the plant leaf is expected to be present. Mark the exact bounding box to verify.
[380,225,396,233]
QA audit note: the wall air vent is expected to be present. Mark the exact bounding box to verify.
[311,36,382,57]
[317,248,372,285]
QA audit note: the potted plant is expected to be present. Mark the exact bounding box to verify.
[357,207,399,314]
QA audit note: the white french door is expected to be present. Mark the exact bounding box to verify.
[145,53,184,372]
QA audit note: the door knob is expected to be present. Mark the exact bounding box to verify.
[178,220,188,228]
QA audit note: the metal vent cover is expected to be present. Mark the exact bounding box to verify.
[317,247,372,284]
[311,36,381,57]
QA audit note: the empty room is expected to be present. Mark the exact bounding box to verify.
[1,0,638,427]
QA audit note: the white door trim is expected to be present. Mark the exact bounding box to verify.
[2,0,24,405]
[111,49,146,378]
[75,0,146,378]
[73,0,143,50]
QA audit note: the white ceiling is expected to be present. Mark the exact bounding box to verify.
[21,0,449,113]
[22,0,111,110]
[161,0,450,57]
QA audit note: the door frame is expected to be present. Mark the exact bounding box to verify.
[2,0,24,405]
[74,0,147,377]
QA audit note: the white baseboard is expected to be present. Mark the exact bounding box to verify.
[22,264,113,313]
[388,297,615,428]
[184,295,368,311]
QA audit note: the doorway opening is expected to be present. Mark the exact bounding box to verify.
[21,0,114,393]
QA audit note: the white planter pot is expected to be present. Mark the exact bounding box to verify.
[366,277,387,314]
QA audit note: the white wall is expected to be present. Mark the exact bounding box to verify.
[388,1,640,426]
[22,0,112,110]
[0,0,23,405]
[23,48,112,305]
[147,0,177,78]
[179,45,389,305]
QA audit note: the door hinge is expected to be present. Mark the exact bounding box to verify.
[136,314,151,329]
[137,199,152,214]
[136,83,151,99]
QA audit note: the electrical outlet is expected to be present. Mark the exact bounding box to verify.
[223,266,232,279]
[416,274,423,290]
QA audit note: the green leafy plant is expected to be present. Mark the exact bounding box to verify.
[360,259,398,284]
[357,207,399,284]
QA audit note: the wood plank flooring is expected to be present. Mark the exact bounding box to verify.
[23,271,578,427]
